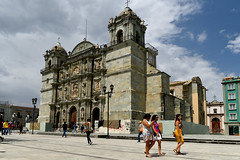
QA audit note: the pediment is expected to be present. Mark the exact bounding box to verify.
[72,41,95,55]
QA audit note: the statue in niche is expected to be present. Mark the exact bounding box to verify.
[64,87,69,100]
[72,83,79,98]
[81,109,85,119]
[59,72,63,80]
[73,66,79,75]
[58,88,62,100]
[82,83,86,97]
[62,110,66,120]
[95,59,101,70]
[95,80,101,90]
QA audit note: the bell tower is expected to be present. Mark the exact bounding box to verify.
[108,7,147,46]
[39,42,67,130]
[104,7,148,122]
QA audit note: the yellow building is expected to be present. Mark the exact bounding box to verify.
[170,77,207,125]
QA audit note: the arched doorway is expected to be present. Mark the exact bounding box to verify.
[92,108,100,129]
[212,118,220,133]
[56,112,60,128]
[69,106,77,129]
[117,30,123,43]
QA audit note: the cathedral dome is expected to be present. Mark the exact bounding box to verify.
[50,42,67,55]
[51,42,66,52]
[118,7,136,17]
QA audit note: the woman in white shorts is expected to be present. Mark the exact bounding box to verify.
[152,115,165,156]
[142,114,156,158]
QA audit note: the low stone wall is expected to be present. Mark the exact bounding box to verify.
[159,120,209,135]
[96,120,209,135]
[182,121,209,134]
[97,120,139,134]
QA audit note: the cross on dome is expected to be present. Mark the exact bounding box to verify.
[125,0,130,7]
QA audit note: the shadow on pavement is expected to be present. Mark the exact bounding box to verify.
[1,138,37,143]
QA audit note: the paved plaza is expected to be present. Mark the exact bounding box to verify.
[0,134,240,160]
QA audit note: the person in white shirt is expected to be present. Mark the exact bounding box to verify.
[142,114,156,158]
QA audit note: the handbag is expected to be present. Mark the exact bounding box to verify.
[139,125,143,133]
[173,132,176,137]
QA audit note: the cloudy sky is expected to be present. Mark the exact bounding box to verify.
[0,0,240,107]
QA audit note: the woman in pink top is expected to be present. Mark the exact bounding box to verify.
[152,115,165,156]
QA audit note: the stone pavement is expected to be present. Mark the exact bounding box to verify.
[37,131,240,145]
[1,133,240,160]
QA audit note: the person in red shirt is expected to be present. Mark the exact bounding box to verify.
[8,123,12,135]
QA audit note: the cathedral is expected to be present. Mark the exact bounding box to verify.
[39,7,193,132]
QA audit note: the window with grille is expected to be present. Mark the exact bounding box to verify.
[227,83,235,90]
[229,103,237,110]
[228,93,236,100]
[229,113,237,120]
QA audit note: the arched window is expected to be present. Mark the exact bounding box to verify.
[117,30,123,43]
[48,60,52,69]
[136,31,140,44]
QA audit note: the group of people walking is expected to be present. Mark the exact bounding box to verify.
[0,120,14,135]
[139,113,184,158]
[61,114,184,154]
[0,119,24,140]
[72,123,86,134]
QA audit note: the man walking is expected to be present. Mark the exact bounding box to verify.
[86,119,93,145]
[62,122,67,138]
[72,123,77,134]
[3,121,8,135]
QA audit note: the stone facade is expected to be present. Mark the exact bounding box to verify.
[170,77,207,125]
[206,100,224,134]
[39,7,194,132]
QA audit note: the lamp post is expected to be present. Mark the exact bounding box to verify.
[103,84,114,138]
[32,98,37,134]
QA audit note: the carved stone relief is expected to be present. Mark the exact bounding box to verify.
[95,59,102,70]
[62,110,66,121]
[72,83,79,98]
[81,108,85,120]
[72,66,79,75]
[59,72,63,80]
[64,87,69,100]
[82,83,87,97]
[94,79,101,90]
[58,88,62,100]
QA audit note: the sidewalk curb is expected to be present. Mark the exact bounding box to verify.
[35,132,240,145]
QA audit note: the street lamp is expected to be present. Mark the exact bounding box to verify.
[103,84,114,138]
[32,98,37,134]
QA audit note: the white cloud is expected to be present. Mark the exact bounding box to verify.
[226,34,240,54]
[187,32,194,40]
[0,0,226,106]
[219,29,226,34]
[197,31,207,43]
[156,43,225,102]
